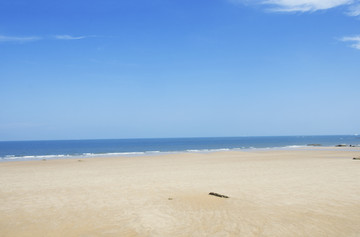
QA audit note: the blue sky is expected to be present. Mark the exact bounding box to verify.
[0,0,359,140]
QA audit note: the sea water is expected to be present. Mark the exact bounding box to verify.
[0,135,359,161]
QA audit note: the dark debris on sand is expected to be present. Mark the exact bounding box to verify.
[209,192,229,198]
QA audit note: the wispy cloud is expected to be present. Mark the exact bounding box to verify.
[229,0,360,50]
[53,35,91,40]
[231,0,359,14]
[347,3,360,15]
[266,0,353,12]
[340,35,360,49]
[0,34,96,44]
[0,35,42,43]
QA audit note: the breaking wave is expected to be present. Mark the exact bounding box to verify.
[0,145,309,161]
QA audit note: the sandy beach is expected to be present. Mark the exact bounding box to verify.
[1,148,360,237]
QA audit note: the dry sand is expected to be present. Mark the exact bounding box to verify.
[1,148,360,237]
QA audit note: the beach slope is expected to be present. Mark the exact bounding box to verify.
[1,148,360,236]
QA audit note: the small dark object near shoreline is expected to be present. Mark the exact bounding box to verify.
[336,144,347,147]
[209,192,229,198]
[353,157,360,160]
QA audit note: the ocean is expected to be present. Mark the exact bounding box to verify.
[0,135,359,161]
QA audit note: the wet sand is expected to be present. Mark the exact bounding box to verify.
[1,148,360,236]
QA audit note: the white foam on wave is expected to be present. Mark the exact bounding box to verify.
[230,145,308,152]
[285,145,306,148]
[2,154,72,160]
[81,152,146,157]
[0,145,312,161]
[186,148,231,153]
[0,152,148,161]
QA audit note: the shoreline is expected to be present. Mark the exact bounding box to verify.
[2,145,360,163]
[2,135,360,162]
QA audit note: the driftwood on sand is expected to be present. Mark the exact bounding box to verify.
[209,192,229,198]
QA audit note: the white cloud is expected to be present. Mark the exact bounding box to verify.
[0,34,95,43]
[341,35,360,49]
[0,35,41,42]
[230,0,360,50]
[347,3,360,15]
[231,0,358,13]
[54,35,90,40]
[265,0,353,12]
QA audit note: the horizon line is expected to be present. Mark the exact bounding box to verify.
[0,134,357,142]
